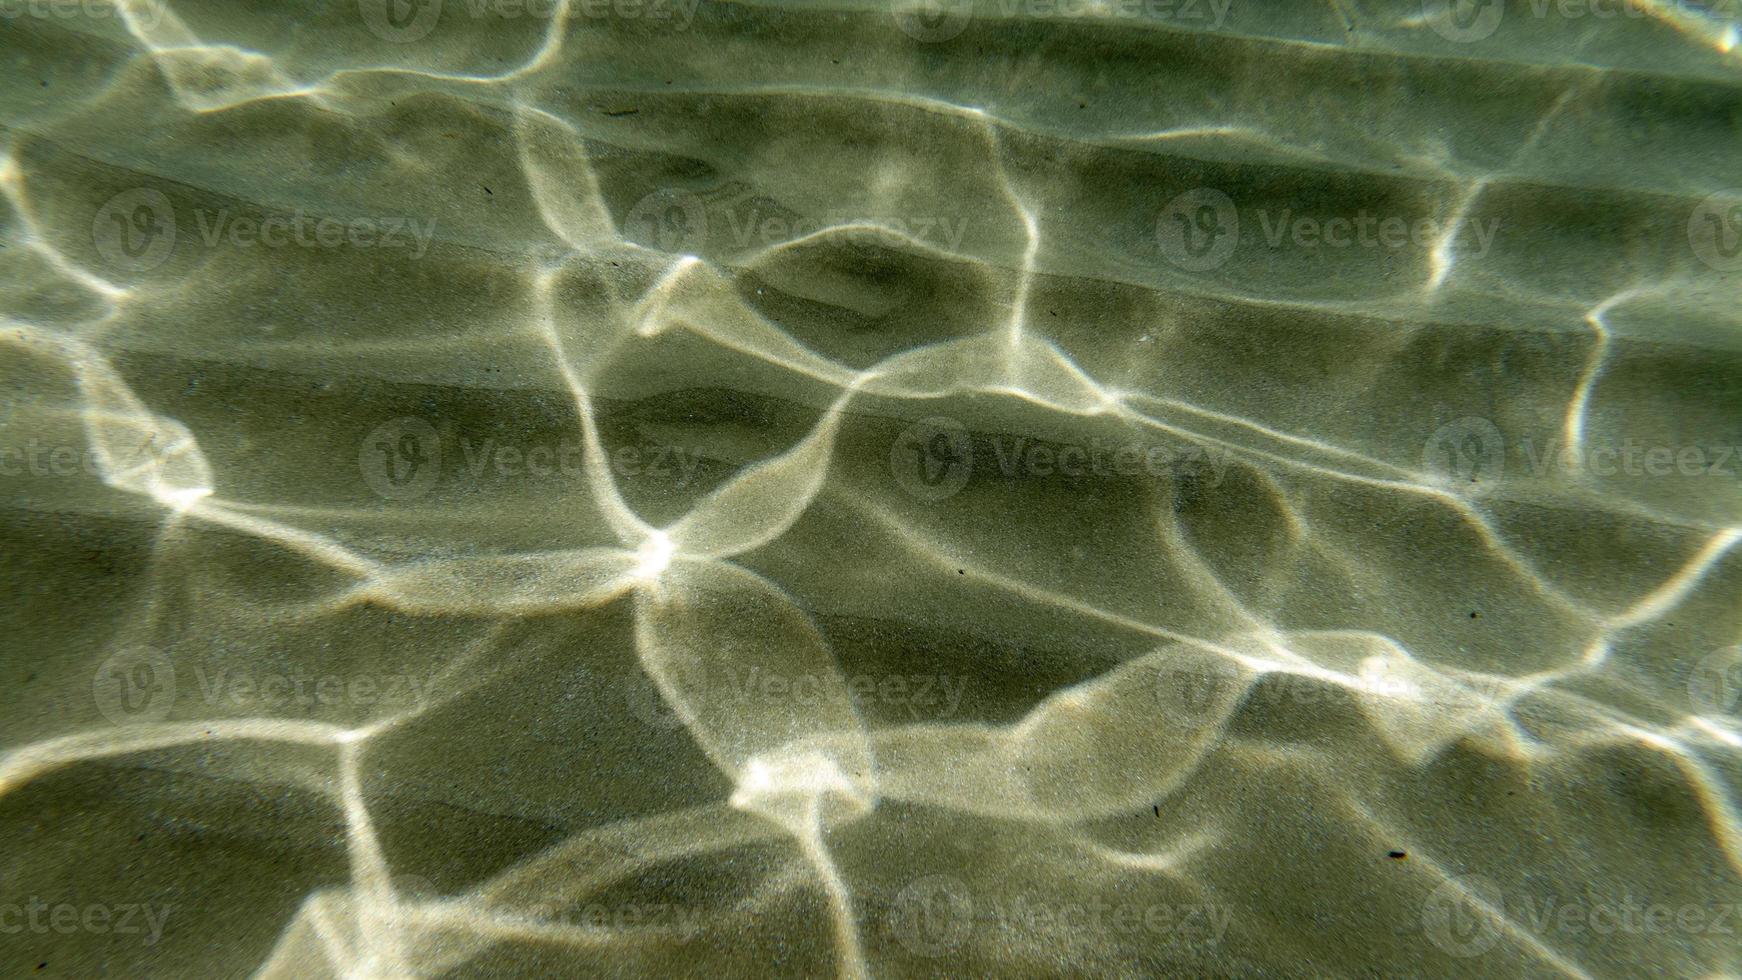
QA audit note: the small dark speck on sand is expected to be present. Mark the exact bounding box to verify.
[1388,850,1407,859]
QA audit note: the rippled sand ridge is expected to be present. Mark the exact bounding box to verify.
[2,0,1741,976]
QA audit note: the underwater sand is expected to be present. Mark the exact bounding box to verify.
[2,0,1742,976]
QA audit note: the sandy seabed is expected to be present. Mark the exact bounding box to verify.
[2,1,1741,976]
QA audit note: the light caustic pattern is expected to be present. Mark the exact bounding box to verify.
[1,0,1741,976]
